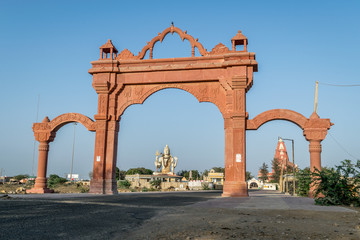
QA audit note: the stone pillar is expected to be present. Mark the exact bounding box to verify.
[103,119,119,194]
[222,75,248,197]
[303,112,332,198]
[222,117,248,197]
[308,140,322,198]
[27,141,54,193]
[89,71,118,194]
[89,118,107,194]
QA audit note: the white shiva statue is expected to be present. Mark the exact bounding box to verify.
[154,145,178,175]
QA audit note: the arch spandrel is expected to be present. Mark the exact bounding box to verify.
[116,82,227,119]
[246,109,309,130]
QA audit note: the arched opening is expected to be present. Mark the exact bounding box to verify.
[247,120,308,192]
[249,182,258,189]
[48,123,95,181]
[117,88,224,179]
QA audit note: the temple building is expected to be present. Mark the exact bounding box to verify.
[258,138,294,181]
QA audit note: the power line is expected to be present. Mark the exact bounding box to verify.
[318,82,360,87]
[328,132,359,160]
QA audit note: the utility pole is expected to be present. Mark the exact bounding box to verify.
[70,123,77,181]
[32,94,40,177]
[314,81,319,113]
[0,168,4,184]
[281,138,295,195]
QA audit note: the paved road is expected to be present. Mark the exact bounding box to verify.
[0,190,355,239]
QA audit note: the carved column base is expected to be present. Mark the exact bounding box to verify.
[89,179,104,194]
[89,179,118,194]
[222,181,248,197]
[104,179,118,194]
[26,187,54,194]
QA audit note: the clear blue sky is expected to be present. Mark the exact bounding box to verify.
[1,0,359,179]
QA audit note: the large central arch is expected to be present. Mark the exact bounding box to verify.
[29,24,332,197]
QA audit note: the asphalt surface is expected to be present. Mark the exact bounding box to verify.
[0,191,221,239]
[0,190,355,239]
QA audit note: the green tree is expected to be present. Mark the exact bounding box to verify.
[116,167,126,180]
[47,174,67,188]
[271,158,281,183]
[202,169,209,178]
[14,174,29,181]
[313,160,360,206]
[176,170,187,176]
[150,179,161,189]
[126,167,153,175]
[246,171,253,181]
[296,167,311,196]
[212,167,225,174]
[177,170,200,180]
[259,163,269,181]
[118,180,131,189]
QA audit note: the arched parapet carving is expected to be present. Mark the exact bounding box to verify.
[33,113,96,142]
[116,83,226,119]
[246,109,309,130]
[118,23,209,60]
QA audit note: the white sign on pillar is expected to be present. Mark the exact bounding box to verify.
[236,153,241,163]
[96,156,101,162]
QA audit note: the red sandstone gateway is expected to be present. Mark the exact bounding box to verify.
[28,24,332,197]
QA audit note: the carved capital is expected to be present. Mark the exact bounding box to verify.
[231,76,247,89]
[34,131,55,142]
[303,129,328,141]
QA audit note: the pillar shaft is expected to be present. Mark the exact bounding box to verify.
[27,141,53,193]
[104,120,119,194]
[309,140,322,171]
[222,117,248,197]
[90,120,107,193]
[309,140,322,198]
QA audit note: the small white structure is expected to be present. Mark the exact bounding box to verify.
[247,178,261,189]
[262,183,277,190]
[188,180,203,190]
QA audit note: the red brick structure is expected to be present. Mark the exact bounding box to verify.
[28,25,332,197]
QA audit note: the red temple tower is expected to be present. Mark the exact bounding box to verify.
[258,138,293,181]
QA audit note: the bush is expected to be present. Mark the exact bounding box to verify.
[126,167,153,175]
[313,160,360,206]
[118,180,131,189]
[202,183,210,190]
[297,167,311,197]
[47,174,67,188]
[14,174,29,181]
[150,179,161,189]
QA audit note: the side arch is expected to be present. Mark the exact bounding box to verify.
[116,83,226,119]
[49,113,96,132]
[246,109,308,130]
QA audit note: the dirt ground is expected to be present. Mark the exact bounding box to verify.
[126,206,360,240]
[1,189,359,239]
